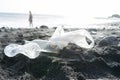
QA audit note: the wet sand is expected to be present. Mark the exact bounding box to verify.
[0,27,120,80]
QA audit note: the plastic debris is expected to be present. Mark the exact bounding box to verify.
[4,26,94,59]
[4,42,42,59]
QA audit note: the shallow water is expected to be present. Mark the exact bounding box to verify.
[0,12,64,28]
[0,12,120,29]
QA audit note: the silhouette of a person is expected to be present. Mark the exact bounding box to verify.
[29,11,33,27]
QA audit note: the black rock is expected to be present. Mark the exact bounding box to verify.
[110,14,120,18]
[1,27,7,32]
[98,36,119,47]
[15,33,24,44]
[40,25,48,29]
[53,26,57,29]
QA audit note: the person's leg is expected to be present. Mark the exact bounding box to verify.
[31,22,33,27]
[29,22,33,27]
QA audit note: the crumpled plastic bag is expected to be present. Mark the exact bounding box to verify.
[4,26,94,59]
[49,26,94,49]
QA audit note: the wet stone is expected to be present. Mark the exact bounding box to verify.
[98,36,119,47]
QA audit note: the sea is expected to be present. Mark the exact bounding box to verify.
[0,12,120,29]
[0,12,66,28]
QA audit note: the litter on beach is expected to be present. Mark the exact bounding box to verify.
[4,26,94,59]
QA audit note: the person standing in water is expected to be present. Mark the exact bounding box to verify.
[29,11,33,27]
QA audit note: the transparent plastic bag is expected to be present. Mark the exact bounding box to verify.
[4,26,94,59]
[49,26,94,49]
[4,42,41,59]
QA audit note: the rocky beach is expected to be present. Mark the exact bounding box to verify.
[0,25,120,80]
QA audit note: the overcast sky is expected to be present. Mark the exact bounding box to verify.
[1,0,120,18]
